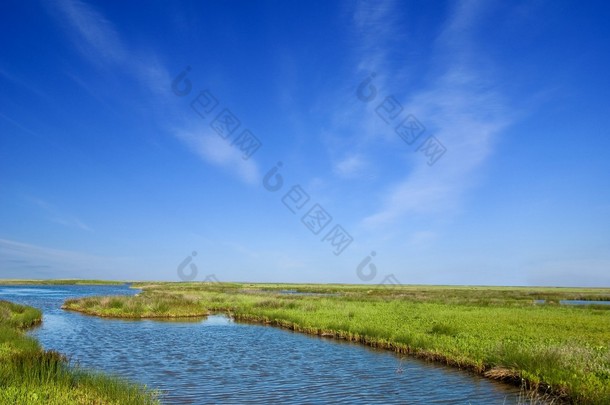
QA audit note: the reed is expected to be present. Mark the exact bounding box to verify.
[0,300,158,404]
[64,283,610,404]
[63,293,208,318]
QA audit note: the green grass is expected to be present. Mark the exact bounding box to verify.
[0,299,43,329]
[64,282,610,404]
[0,300,158,404]
[63,293,209,318]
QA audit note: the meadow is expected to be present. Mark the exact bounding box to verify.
[0,299,158,404]
[63,282,610,404]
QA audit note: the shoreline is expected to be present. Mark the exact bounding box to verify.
[0,299,158,404]
[227,313,563,403]
[64,305,566,403]
[41,283,610,403]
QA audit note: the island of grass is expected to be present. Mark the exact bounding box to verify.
[0,300,158,404]
[63,282,610,404]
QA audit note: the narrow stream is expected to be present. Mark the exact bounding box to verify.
[1,285,523,404]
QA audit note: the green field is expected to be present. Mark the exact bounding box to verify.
[63,282,610,404]
[0,299,158,404]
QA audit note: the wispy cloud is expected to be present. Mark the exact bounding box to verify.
[52,0,171,95]
[352,0,405,74]
[0,238,96,278]
[50,0,260,185]
[337,0,513,229]
[0,112,40,138]
[0,238,144,280]
[333,153,370,179]
[173,126,260,185]
[54,0,125,63]
[0,238,92,264]
[28,197,92,232]
[320,2,409,180]
[0,68,51,101]
[363,74,510,225]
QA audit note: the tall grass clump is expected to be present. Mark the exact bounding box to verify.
[63,292,208,318]
[0,299,42,328]
[64,282,610,404]
[0,300,158,404]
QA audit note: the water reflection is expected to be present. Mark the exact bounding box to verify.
[561,300,610,306]
[534,299,610,306]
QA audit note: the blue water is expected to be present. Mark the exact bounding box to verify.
[534,299,610,306]
[0,285,523,404]
[561,300,610,306]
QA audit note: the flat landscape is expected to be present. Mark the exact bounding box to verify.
[2,1,610,404]
[59,282,610,403]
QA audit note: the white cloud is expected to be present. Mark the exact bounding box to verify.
[0,68,51,101]
[353,0,512,227]
[29,197,93,232]
[363,76,509,225]
[0,112,40,138]
[51,0,259,185]
[334,154,369,178]
[52,0,171,95]
[174,127,260,186]
[0,238,114,279]
[55,0,126,63]
[0,238,92,264]
[352,0,404,74]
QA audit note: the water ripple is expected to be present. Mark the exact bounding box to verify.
[1,285,522,404]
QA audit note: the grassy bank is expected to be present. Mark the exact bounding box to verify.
[0,300,158,404]
[64,282,610,404]
[64,293,210,318]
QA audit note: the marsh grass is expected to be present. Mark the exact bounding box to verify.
[0,299,43,328]
[65,283,610,404]
[0,300,158,404]
[428,322,459,337]
[64,293,208,318]
[514,381,560,405]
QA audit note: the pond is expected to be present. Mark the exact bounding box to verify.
[277,289,339,296]
[561,300,610,306]
[535,299,610,306]
[1,285,523,404]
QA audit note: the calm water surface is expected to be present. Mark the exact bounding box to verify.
[535,299,610,306]
[561,300,610,306]
[1,285,523,404]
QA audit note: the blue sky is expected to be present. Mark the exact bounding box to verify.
[1,0,609,286]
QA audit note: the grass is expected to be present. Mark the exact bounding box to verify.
[0,300,158,404]
[63,293,209,318]
[0,299,42,329]
[63,282,610,404]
